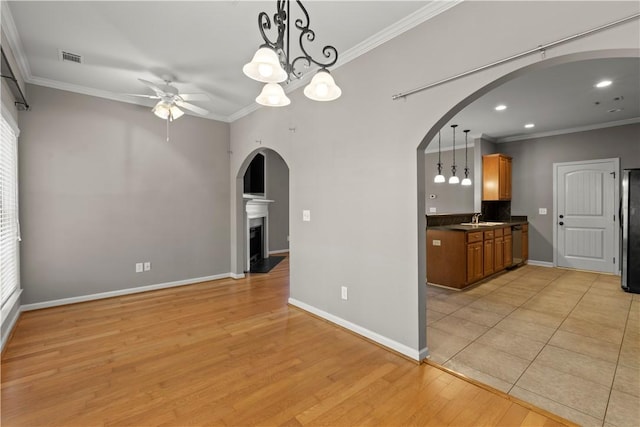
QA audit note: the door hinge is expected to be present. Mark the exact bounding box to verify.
[613,257,616,264]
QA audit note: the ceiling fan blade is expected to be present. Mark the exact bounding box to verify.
[179,93,210,102]
[124,93,160,99]
[175,100,209,116]
[138,78,165,95]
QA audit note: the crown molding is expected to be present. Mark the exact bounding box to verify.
[424,142,475,154]
[1,2,32,82]
[496,117,640,143]
[28,76,230,122]
[337,0,462,70]
[5,0,461,124]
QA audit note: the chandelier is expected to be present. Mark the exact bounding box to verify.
[243,0,342,107]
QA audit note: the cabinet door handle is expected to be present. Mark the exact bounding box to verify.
[559,221,564,226]
[559,214,564,219]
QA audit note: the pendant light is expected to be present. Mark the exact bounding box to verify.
[449,124,460,184]
[434,131,445,183]
[461,129,472,186]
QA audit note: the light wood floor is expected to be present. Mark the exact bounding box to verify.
[2,255,574,426]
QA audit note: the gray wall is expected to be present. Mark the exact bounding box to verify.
[501,123,640,263]
[229,1,639,357]
[18,85,231,304]
[425,147,474,214]
[266,150,289,252]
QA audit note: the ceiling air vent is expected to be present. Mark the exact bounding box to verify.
[58,50,83,64]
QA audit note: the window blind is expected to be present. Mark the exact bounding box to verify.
[1,113,19,308]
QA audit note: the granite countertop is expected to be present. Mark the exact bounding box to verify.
[428,220,528,231]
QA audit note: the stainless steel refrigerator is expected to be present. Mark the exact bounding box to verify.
[622,169,640,293]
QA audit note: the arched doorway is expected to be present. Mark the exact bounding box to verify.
[234,148,290,276]
[418,49,639,425]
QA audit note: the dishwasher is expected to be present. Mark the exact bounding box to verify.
[511,225,523,266]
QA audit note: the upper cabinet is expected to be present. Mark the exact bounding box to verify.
[482,154,512,201]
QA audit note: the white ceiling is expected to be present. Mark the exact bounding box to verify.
[5,1,639,140]
[5,0,443,122]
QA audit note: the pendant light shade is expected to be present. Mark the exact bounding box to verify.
[434,131,445,183]
[255,83,291,107]
[449,124,459,184]
[304,69,342,101]
[243,47,288,83]
[461,129,472,186]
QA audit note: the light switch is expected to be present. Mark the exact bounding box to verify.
[303,210,311,222]
[539,208,547,215]
[429,207,437,213]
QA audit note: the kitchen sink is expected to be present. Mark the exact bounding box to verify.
[460,222,506,226]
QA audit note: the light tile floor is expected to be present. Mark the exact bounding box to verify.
[426,265,640,427]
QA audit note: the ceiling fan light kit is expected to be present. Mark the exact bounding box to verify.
[244,0,342,107]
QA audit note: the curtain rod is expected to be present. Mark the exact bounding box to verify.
[391,13,640,101]
[0,47,30,110]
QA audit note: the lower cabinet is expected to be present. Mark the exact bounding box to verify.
[467,241,483,283]
[523,224,529,261]
[427,223,526,289]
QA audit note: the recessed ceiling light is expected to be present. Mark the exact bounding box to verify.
[595,80,612,88]
[524,123,535,129]
[495,104,507,111]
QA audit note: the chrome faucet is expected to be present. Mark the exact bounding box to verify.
[472,213,482,225]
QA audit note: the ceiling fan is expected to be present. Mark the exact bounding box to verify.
[127,77,210,141]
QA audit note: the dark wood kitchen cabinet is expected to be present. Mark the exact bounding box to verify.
[483,154,512,201]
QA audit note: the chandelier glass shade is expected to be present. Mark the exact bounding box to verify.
[255,83,291,107]
[243,0,341,106]
[242,47,288,83]
[303,70,341,101]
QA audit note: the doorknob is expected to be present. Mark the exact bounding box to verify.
[559,221,564,226]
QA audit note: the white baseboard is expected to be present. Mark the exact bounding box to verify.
[21,273,234,312]
[230,273,245,279]
[269,249,289,255]
[527,260,555,268]
[288,298,427,361]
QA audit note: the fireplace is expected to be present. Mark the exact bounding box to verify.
[249,224,263,267]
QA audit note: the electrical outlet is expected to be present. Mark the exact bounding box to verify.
[539,208,547,215]
[429,207,437,213]
[432,239,441,246]
[303,210,311,222]
[341,286,348,301]
[144,261,151,271]
[135,263,143,273]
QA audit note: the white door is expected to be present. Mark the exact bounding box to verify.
[555,159,618,273]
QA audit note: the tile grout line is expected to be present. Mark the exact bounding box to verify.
[506,269,575,395]
[600,285,632,427]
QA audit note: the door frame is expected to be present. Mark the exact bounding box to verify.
[552,157,620,274]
